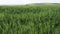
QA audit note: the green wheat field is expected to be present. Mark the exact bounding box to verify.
[0,5,60,34]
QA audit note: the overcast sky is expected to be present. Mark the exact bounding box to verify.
[0,0,60,5]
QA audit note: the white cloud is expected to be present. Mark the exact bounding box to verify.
[0,0,60,5]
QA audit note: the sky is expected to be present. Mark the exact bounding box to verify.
[0,0,60,5]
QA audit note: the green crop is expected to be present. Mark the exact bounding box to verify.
[0,5,60,34]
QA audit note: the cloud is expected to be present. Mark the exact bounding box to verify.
[0,0,60,5]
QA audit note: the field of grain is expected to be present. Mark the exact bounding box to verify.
[0,5,60,34]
